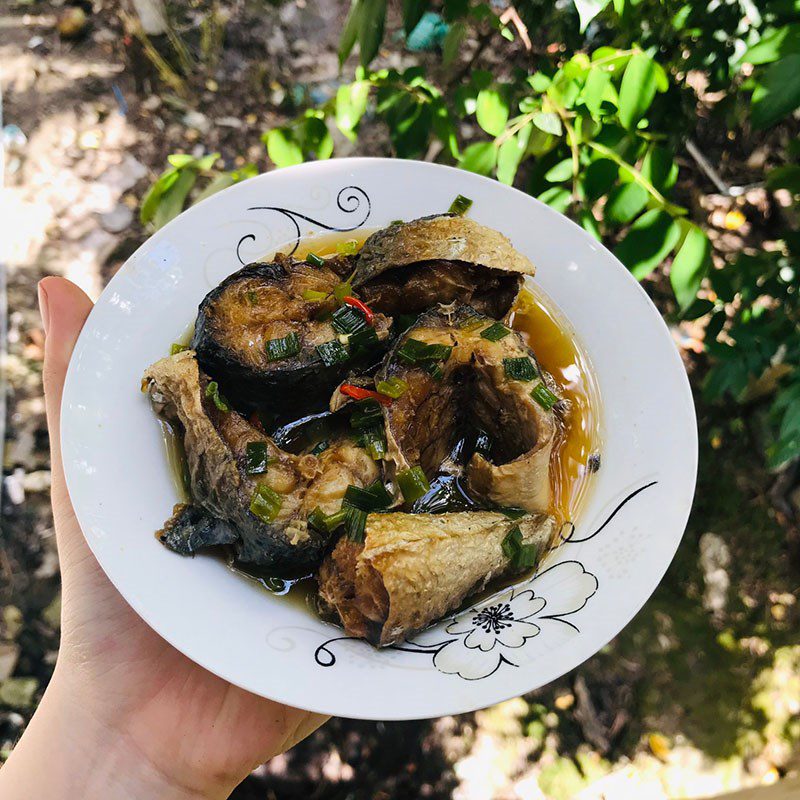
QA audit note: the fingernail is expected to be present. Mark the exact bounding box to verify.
[38,282,50,335]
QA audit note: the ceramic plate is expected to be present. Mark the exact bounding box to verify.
[61,158,697,720]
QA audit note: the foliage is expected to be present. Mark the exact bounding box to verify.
[139,0,800,468]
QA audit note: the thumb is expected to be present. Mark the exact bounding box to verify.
[39,277,95,558]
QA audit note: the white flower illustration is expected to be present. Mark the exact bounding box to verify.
[427,560,599,680]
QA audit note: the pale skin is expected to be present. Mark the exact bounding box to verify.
[0,277,327,799]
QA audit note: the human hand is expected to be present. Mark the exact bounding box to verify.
[0,277,326,800]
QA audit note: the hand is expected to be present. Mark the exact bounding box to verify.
[0,277,326,800]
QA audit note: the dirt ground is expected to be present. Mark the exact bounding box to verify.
[2,3,800,799]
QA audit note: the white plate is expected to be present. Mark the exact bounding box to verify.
[61,158,696,720]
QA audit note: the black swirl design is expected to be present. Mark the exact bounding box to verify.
[236,185,371,263]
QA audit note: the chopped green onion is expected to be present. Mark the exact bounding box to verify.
[449,194,473,215]
[358,426,387,460]
[503,357,537,382]
[530,382,559,410]
[499,506,527,520]
[331,304,367,335]
[344,480,393,511]
[336,239,359,255]
[302,289,328,302]
[250,484,282,523]
[307,506,328,532]
[333,280,353,303]
[397,466,430,505]
[311,439,330,456]
[501,525,539,569]
[170,343,189,355]
[480,322,511,342]
[343,503,368,542]
[245,442,269,475]
[396,338,453,366]
[265,332,301,362]
[375,376,408,398]
[502,526,523,560]
[246,290,259,305]
[423,361,443,380]
[305,253,326,268]
[316,340,349,366]
[349,400,383,429]
[393,313,419,334]
[204,381,230,412]
[390,219,404,226]
[348,326,379,356]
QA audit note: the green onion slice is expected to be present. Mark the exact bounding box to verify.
[358,426,387,460]
[397,466,431,505]
[375,376,408,398]
[311,440,330,456]
[245,442,269,475]
[344,480,393,512]
[449,194,473,215]
[246,290,259,305]
[396,338,453,366]
[331,304,367,335]
[170,343,189,355]
[336,239,359,255]
[530,382,559,410]
[305,253,326,268]
[458,309,485,330]
[502,526,523,560]
[250,484,282,523]
[349,400,383,429]
[348,326,379,356]
[480,322,511,342]
[499,506,527,520]
[343,504,368,542]
[503,356,537,382]
[501,525,539,569]
[333,280,353,303]
[204,381,230,412]
[302,289,328,302]
[316,340,349,367]
[265,332,301,362]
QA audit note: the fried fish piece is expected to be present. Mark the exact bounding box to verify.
[352,215,536,318]
[144,350,378,575]
[318,511,556,645]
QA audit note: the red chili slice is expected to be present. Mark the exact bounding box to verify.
[343,296,375,325]
[339,384,392,405]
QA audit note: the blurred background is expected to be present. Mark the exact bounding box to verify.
[1,1,799,798]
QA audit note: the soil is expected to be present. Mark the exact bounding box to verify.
[2,2,799,798]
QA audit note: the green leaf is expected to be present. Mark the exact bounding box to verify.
[582,158,618,201]
[167,154,196,168]
[476,88,510,136]
[153,168,197,230]
[618,53,661,129]
[579,209,602,240]
[442,20,465,66]
[582,67,613,118]
[670,224,711,310]
[339,0,362,65]
[743,23,800,66]
[497,124,531,185]
[537,186,572,213]
[459,141,497,176]
[140,168,179,225]
[545,158,574,183]
[336,80,371,140]
[641,146,678,193]
[194,173,236,203]
[265,128,304,168]
[528,72,551,92]
[605,182,648,223]
[614,209,682,280]
[195,152,220,171]
[752,55,800,129]
[358,0,387,67]
[402,0,428,34]
[532,110,562,136]
[573,0,611,32]
[767,164,800,194]
[432,100,459,158]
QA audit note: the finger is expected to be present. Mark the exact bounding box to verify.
[39,277,94,556]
